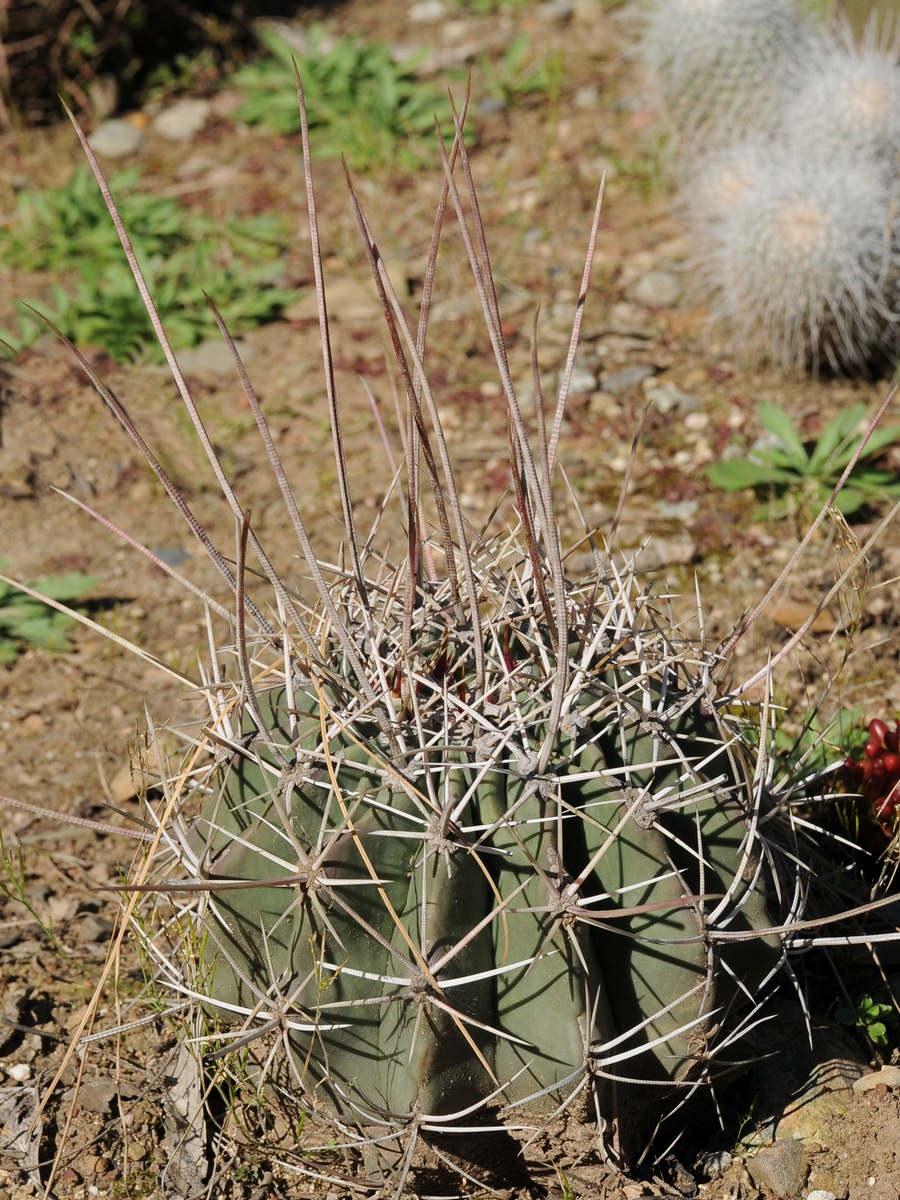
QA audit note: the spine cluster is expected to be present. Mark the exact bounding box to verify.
[636,0,900,372]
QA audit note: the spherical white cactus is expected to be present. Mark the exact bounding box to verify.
[782,19,900,174]
[635,0,812,151]
[683,141,899,372]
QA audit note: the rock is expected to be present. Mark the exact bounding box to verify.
[574,84,600,110]
[629,537,695,572]
[806,1191,836,1200]
[600,364,656,393]
[745,1140,809,1198]
[563,364,598,394]
[409,0,446,19]
[646,381,701,413]
[738,1002,868,1146]
[535,0,574,21]
[587,392,623,420]
[175,338,255,376]
[71,915,114,945]
[153,98,211,141]
[88,119,145,158]
[697,1149,733,1178]
[853,1065,900,1092]
[656,499,698,522]
[629,268,683,307]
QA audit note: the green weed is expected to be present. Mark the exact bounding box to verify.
[0,564,99,663]
[0,832,72,958]
[707,401,900,520]
[478,33,565,106]
[836,992,897,1048]
[231,27,457,170]
[1,167,297,363]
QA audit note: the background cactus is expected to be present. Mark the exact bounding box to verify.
[48,98,899,1192]
[782,19,900,173]
[682,141,898,371]
[634,0,812,152]
[638,0,900,373]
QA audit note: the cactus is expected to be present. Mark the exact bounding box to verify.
[681,139,899,372]
[29,97,896,1192]
[634,0,812,152]
[782,17,900,174]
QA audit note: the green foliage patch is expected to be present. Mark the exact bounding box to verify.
[0,566,99,663]
[1,167,297,363]
[231,28,457,171]
[836,992,897,1048]
[707,401,900,520]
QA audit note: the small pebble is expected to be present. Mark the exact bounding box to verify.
[409,0,446,19]
[647,381,701,414]
[697,1149,733,1177]
[88,119,145,158]
[807,1192,836,1200]
[745,1140,809,1199]
[153,98,210,141]
[629,269,683,307]
[853,1065,900,1092]
[574,84,600,110]
[175,338,255,376]
[601,365,656,394]
[7,1063,32,1081]
[535,0,574,21]
[564,365,599,394]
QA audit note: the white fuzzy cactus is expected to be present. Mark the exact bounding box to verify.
[635,0,812,151]
[782,18,900,175]
[683,140,899,372]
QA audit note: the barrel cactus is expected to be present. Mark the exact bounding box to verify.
[50,100,892,1191]
[634,0,811,152]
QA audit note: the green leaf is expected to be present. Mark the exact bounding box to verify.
[806,404,867,474]
[705,460,798,490]
[757,402,808,471]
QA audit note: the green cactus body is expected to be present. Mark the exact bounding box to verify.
[187,633,782,1142]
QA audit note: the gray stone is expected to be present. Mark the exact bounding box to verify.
[629,268,683,307]
[600,365,656,393]
[88,119,144,158]
[697,1149,733,1178]
[745,1140,809,1198]
[853,1064,900,1092]
[536,0,574,21]
[648,381,701,413]
[409,0,446,19]
[806,1192,836,1200]
[656,499,698,522]
[153,98,211,141]
[563,364,598,394]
